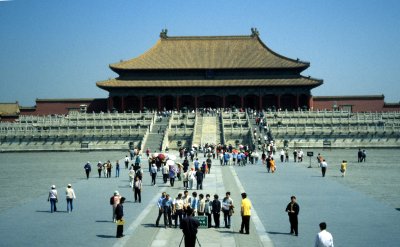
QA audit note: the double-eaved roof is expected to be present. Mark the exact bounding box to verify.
[97,31,322,90]
[110,35,308,70]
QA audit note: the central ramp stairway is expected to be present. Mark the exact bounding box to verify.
[144,117,169,152]
[201,116,218,145]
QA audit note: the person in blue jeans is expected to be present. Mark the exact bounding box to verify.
[48,185,58,213]
[65,184,76,213]
[115,160,120,177]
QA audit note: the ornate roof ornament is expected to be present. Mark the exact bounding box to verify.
[160,29,168,39]
[251,27,259,37]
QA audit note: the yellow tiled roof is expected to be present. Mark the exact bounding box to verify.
[0,103,20,117]
[110,35,308,70]
[97,77,321,89]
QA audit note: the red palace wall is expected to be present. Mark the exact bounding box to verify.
[27,99,107,116]
[312,96,386,112]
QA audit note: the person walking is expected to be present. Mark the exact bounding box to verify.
[340,160,347,177]
[182,170,189,190]
[48,185,58,213]
[106,161,113,178]
[285,196,300,236]
[124,155,130,169]
[65,184,76,213]
[222,192,233,228]
[115,197,126,238]
[320,159,328,177]
[206,157,212,174]
[128,165,135,188]
[240,192,251,234]
[188,168,195,190]
[180,207,200,247]
[211,194,221,228]
[84,162,91,179]
[314,222,334,247]
[133,176,142,203]
[150,163,157,186]
[195,169,204,190]
[97,161,103,178]
[155,192,166,227]
[115,160,120,177]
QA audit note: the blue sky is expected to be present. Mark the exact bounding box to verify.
[1,0,399,106]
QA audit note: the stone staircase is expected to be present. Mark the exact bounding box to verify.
[144,117,169,152]
[192,114,202,146]
[201,116,217,145]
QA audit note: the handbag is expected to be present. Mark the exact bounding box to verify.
[116,219,125,225]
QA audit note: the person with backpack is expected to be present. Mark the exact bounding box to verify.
[110,191,121,222]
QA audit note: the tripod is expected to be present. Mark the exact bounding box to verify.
[179,234,201,247]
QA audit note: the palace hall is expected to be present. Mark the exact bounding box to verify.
[96,29,323,112]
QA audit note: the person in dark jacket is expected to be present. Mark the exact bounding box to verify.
[211,194,221,228]
[84,162,91,179]
[115,197,126,238]
[285,196,300,236]
[180,207,200,247]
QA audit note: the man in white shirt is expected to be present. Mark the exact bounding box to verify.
[320,159,328,177]
[315,222,334,247]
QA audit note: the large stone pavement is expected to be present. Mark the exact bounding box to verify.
[0,152,399,247]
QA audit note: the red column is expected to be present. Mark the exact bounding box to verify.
[121,96,125,112]
[240,96,244,109]
[259,95,263,110]
[157,96,161,111]
[176,96,180,110]
[277,95,281,110]
[194,96,198,108]
[296,94,300,110]
[308,95,313,110]
[139,96,143,111]
[108,97,113,112]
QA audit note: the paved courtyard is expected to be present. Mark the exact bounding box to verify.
[0,151,399,247]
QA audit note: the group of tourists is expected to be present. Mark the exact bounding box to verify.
[83,160,121,179]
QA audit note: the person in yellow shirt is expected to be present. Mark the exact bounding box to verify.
[340,160,347,177]
[240,192,252,234]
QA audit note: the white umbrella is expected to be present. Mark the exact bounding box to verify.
[166,160,175,166]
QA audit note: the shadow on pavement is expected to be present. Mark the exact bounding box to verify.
[35,210,50,213]
[96,234,115,238]
[95,220,112,223]
[141,223,157,228]
[267,231,292,235]
[396,208,400,211]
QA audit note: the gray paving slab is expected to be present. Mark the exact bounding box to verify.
[233,159,400,247]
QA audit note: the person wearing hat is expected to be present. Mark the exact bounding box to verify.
[84,162,91,179]
[115,197,126,238]
[111,191,121,222]
[240,192,252,234]
[65,184,76,213]
[48,185,58,213]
